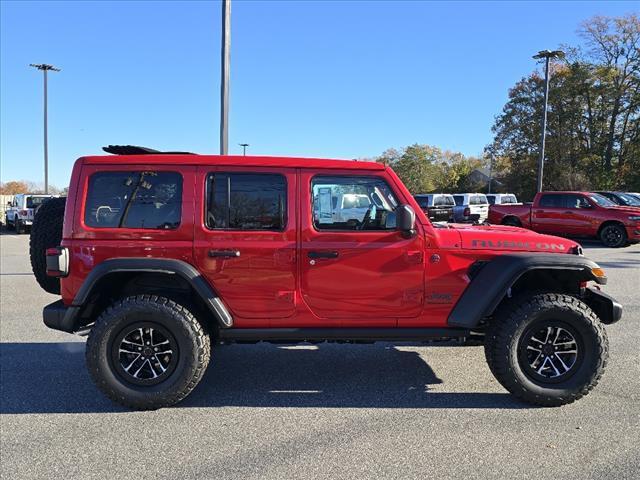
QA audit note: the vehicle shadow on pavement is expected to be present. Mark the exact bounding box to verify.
[1,342,528,414]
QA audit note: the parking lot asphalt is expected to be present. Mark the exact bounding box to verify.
[1,232,638,480]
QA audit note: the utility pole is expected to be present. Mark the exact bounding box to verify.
[30,63,60,194]
[488,155,493,194]
[220,0,231,155]
[532,50,563,193]
[239,143,249,155]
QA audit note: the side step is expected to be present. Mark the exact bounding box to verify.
[217,328,470,343]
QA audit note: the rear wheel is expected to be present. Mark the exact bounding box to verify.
[501,217,522,227]
[599,223,627,248]
[86,295,211,410]
[15,219,24,234]
[29,197,66,294]
[485,293,607,406]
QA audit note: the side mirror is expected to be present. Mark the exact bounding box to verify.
[396,204,416,238]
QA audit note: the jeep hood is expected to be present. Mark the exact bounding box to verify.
[448,223,580,253]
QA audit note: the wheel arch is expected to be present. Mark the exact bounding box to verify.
[448,253,606,329]
[501,215,522,226]
[597,219,625,236]
[64,258,232,333]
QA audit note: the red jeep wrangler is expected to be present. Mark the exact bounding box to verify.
[31,146,622,410]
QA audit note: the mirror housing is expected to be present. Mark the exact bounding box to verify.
[396,204,416,238]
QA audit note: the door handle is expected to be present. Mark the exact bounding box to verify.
[307,251,339,259]
[208,250,240,258]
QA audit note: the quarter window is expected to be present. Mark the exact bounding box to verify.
[312,176,398,231]
[205,173,286,230]
[85,171,182,229]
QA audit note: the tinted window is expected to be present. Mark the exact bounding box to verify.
[414,196,430,208]
[206,173,286,230]
[487,195,496,205]
[85,171,182,229]
[563,194,589,209]
[434,196,447,207]
[539,194,565,208]
[312,176,398,231]
[453,195,464,206]
[26,197,50,209]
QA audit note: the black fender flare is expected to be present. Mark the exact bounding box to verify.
[61,258,233,332]
[447,253,606,328]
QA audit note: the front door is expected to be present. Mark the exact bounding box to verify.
[193,167,297,326]
[299,171,425,326]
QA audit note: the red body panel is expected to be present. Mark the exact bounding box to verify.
[489,191,640,241]
[60,156,593,328]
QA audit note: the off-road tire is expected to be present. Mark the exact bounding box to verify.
[599,223,627,248]
[15,219,25,234]
[29,197,66,294]
[485,293,608,407]
[86,295,211,410]
[5,215,13,230]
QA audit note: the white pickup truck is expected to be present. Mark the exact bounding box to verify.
[5,194,56,233]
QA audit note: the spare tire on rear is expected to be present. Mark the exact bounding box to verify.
[30,197,66,294]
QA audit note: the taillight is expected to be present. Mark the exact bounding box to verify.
[463,207,470,217]
[20,210,28,216]
[46,247,69,277]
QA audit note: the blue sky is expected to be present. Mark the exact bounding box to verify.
[0,0,635,188]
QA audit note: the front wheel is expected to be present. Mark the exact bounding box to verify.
[485,293,608,406]
[86,295,211,410]
[599,223,627,248]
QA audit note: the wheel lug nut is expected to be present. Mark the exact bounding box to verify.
[154,347,158,351]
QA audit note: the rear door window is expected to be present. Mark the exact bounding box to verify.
[85,171,182,229]
[453,195,464,206]
[539,194,565,208]
[205,173,287,230]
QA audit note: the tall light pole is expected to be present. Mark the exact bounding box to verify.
[239,143,249,155]
[30,63,60,194]
[532,50,563,193]
[220,0,231,155]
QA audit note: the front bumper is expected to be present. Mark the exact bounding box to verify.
[626,225,640,240]
[43,300,80,333]
[584,287,623,324]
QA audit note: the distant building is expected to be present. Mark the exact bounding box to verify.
[469,167,503,191]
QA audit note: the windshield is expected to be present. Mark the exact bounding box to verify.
[617,193,640,206]
[588,193,616,207]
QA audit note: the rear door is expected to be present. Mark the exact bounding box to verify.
[532,193,567,233]
[300,170,425,326]
[193,167,297,325]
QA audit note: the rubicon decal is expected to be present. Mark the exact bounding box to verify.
[471,240,566,250]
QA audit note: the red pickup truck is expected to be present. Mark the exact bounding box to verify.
[489,191,640,247]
